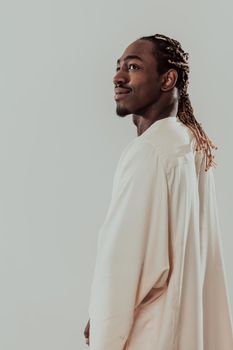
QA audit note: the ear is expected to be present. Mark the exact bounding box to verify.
[161,69,178,92]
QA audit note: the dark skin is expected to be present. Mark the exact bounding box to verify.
[113,39,179,135]
[84,319,90,346]
[84,38,179,346]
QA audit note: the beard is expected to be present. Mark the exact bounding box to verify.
[115,103,131,117]
[115,95,158,117]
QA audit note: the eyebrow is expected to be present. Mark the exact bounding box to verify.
[116,55,144,65]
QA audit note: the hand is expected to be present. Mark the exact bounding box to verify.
[84,318,90,346]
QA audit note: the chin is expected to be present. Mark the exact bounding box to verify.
[115,105,132,117]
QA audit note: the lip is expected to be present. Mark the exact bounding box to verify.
[115,87,131,94]
[114,89,131,101]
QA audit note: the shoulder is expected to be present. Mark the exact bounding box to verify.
[143,120,198,174]
[110,139,168,200]
[115,118,198,178]
[115,139,165,182]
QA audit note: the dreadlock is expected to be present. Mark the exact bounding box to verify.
[139,33,218,171]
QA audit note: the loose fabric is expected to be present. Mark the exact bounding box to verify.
[88,116,233,350]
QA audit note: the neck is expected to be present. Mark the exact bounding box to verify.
[133,100,178,137]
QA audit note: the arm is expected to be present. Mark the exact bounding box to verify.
[84,319,90,346]
[88,143,170,350]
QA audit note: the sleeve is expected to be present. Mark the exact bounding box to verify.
[88,142,171,350]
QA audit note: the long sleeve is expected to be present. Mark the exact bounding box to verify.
[88,141,171,350]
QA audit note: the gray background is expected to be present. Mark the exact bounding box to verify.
[1,0,232,349]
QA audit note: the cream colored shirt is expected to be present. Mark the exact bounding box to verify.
[88,116,233,350]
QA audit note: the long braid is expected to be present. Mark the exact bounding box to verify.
[139,33,218,171]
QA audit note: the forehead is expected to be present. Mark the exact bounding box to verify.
[117,39,156,65]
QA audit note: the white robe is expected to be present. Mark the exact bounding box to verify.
[88,115,233,350]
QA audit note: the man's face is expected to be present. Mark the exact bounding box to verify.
[113,39,163,117]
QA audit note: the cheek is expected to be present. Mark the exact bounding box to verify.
[136,76,159,97]
[136,83,158,102]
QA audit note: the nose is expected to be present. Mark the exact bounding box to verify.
[113,69,129,86]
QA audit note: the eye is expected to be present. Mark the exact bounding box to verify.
[115,63,140,72]
[128,63,139,71]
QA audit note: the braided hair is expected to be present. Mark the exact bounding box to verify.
[139,33,218,171]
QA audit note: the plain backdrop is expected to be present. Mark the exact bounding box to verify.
[0,0,232,349]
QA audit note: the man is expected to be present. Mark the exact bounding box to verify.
[84,34,233,349]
